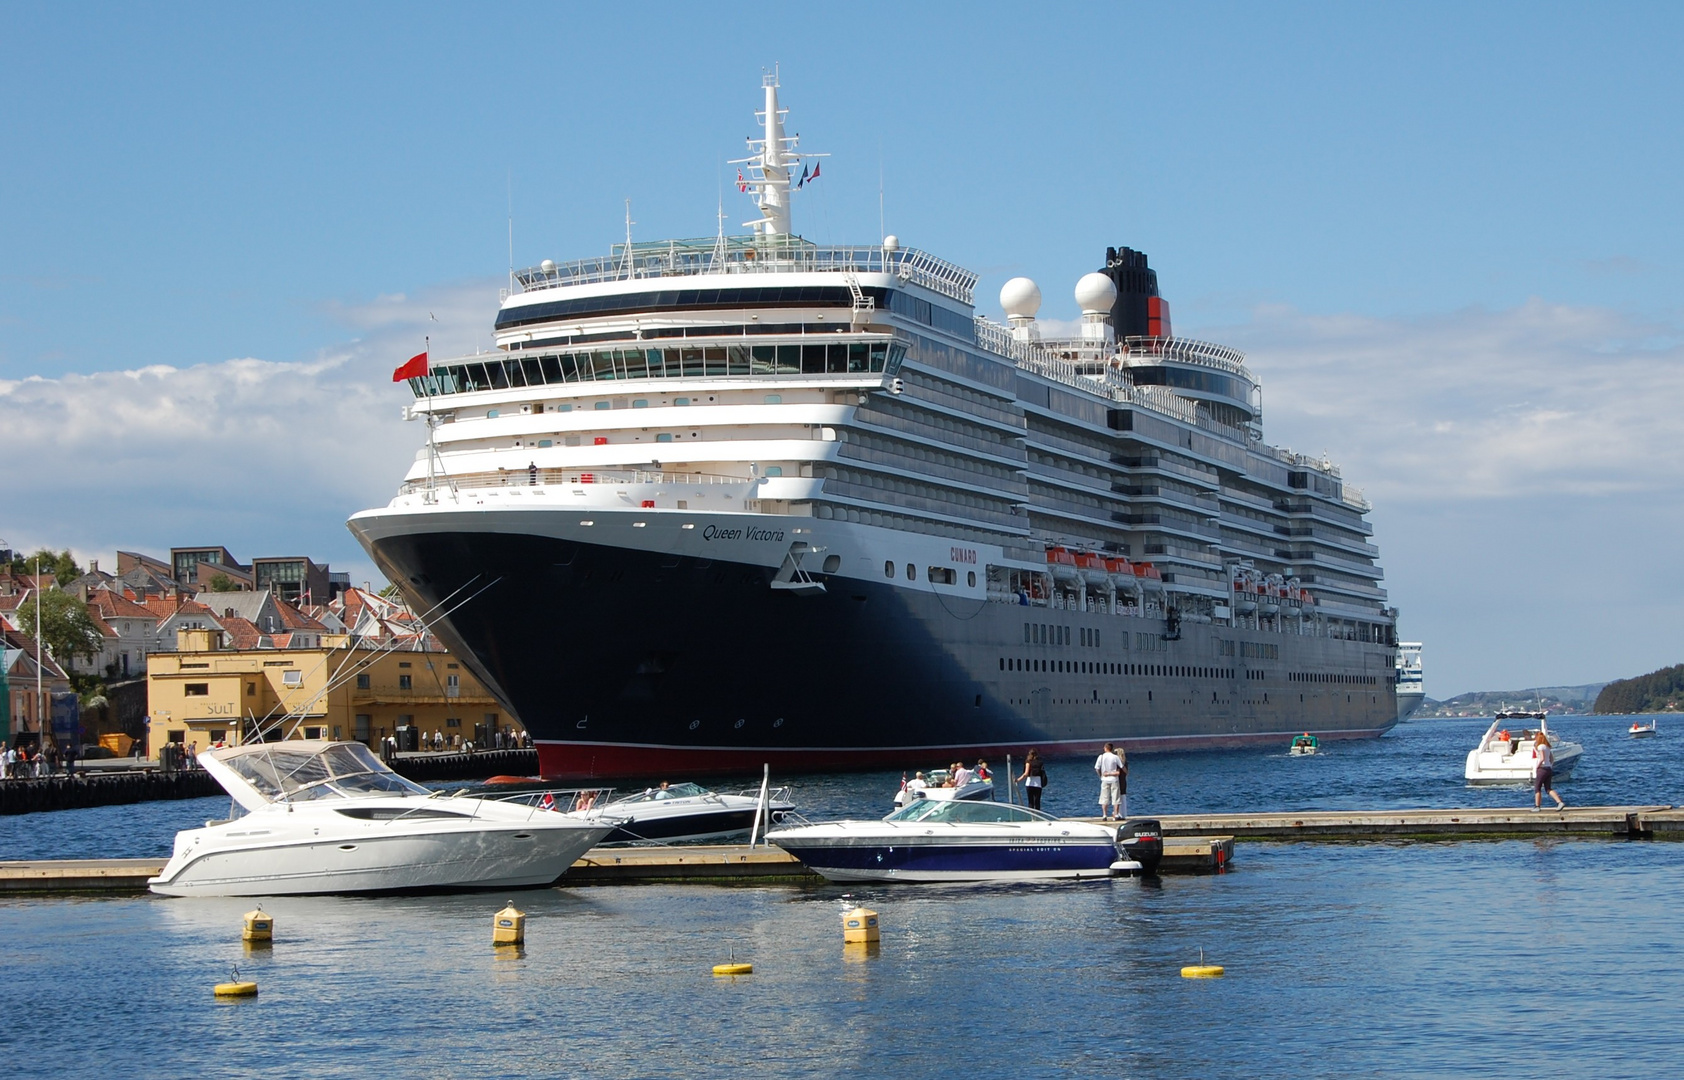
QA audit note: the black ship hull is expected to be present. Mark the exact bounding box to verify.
[356,521,1398,781]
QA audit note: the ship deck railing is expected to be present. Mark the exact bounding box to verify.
[401,468,752,496]
[511,236,978,307]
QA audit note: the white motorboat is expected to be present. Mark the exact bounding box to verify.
[1629,720,1658,738]
[1464,716,1583,786]
[1289,733,1321,756]
[149,741,617,896]
[768,799,1142,883]
[565,781,794,844]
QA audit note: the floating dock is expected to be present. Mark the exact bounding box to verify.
[0,836,1231,895]
[1136,804,1674,840]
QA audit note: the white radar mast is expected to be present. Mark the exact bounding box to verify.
[731,68,825,239]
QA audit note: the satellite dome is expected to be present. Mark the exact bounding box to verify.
[540,259,557,273]
[1075,272,1118,315]
[882,235,900,252]
[1000,277,1042,320]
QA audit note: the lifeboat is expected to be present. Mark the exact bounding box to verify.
[1232,579,1257,615]
[1076,552,1111,587]
[1046,547,1082,586]
[1107,557,1141,594]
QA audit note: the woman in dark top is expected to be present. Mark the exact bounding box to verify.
[1017,749,1048,811]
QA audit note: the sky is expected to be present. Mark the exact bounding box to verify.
[3,2,1681,696]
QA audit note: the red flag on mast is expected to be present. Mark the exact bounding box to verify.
[392,351,428,382]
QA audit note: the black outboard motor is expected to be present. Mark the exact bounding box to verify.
[1116,818,1164,876]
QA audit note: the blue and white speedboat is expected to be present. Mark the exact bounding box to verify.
[767,798,1127,883]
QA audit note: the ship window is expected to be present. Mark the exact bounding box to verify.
[656,433,673,443]
[848,343,871,372]
[763,394,782,404]
[632,399,649,408]
[906,564,916,581]
[674,397,689,406]
[801,344,827,374]
[967,571,976,587]
[595,401,611,410]
[823,555,841,573]
[556,403,572,413]
[765,466,782,477]
[927,566,955,585]
[486,409,499,419]
[886,561,895,578]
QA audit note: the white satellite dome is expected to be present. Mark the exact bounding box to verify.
[1075,272,1118,315]
[1000,277,1042,320]
[882,235,900,252]
[540,259,557,272]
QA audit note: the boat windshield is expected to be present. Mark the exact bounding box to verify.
[611,782,710,804]
[220,743,431,803]
[884,800,1054,825]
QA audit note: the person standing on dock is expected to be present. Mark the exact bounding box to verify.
[1095,743,1124,822]
[1018,750,1047,811]
[1116,746,1129,820]
[1533,734,1566,812]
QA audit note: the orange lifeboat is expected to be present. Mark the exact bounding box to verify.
[1046,546,1082,585]
[1075,552,1111,587]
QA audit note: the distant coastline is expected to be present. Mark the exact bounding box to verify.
[1413,682,1606,719]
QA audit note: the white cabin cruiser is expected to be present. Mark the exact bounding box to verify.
[768,799,1138,883]
[149,741,616,896]
[1628,720,1658,738]
[566,782,794,844]
[1464,717,1583,786]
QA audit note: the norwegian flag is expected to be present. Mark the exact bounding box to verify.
[737,169,747,193]
[540,792,556,812]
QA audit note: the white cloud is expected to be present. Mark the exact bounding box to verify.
[1222,299,1684,503]
[0,279,502,583]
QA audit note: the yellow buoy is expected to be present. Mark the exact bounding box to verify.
[1181,948,1223,978]
[492,902,526,946]
[712,962,754,976]
[241,906,273,944]
[842,906,880,944]
[214,966,258,996]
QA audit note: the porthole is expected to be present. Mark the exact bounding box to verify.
[885,560,895,578]
[773,717,785,728]
[734,718,746,729]
[688,719,701,730]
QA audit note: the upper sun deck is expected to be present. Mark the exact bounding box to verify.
[508,235,979,308]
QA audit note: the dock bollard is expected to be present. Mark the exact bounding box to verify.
[241,906,273,945]
[493,902,525,946]
[842,907,880,944]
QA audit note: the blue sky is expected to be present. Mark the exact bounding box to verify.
[3,3,1682,695]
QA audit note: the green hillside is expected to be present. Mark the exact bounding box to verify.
[1593,664,1684,715]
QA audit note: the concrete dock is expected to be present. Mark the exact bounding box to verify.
[0,836,1233,895]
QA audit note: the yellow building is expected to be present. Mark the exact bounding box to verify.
[146,628,516,757]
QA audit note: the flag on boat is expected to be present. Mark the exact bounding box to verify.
[539,792,556,811]
[810,160,820,183]
[796,163,810,189]
[736,169,747,192]
[392,351,428,382]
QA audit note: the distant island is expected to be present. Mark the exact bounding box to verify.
[1592,664,1684,715]
[1413,683,1606,719]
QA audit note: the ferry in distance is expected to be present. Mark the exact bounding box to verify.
[349,74,1403,781]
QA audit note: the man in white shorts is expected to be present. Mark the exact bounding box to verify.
[1094,743,1124,821]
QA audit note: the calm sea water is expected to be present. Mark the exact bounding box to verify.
[1,716,1679,1078]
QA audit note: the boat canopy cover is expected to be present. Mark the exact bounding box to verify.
[202,740,431,812]
[885,799,1057,825]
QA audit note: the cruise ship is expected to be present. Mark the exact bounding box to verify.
[349,75,1401,780]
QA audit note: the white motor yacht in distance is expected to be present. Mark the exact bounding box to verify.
[1464,717,1583,786]
[569,782,795,844]
[149,741,617,897]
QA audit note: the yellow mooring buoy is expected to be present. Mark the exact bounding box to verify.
[842,906,880,944]
[712,946,752,976]
[492,902,526,946]
[1181,948,1224,978]
[214,966,259,997]
[242,906,273,945]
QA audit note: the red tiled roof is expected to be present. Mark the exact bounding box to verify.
[218,616,266,650]
[89,590,160,621]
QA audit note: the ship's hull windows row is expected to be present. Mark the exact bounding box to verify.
[997,657,1238,679]
[410,342,899,397]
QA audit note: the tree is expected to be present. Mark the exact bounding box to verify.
[378,583,404,599]
[206,573,240,592]
[15,589,105,669]
[12,547,82,584]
